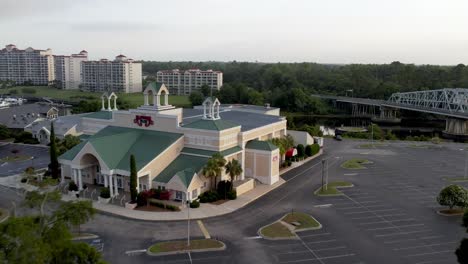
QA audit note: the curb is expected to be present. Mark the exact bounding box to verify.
[313,184,354,197]
[0,208,10,223]
[146,240,226,256]
[71,234,99,241]
[436,210,464,217]
[258,213,322,240]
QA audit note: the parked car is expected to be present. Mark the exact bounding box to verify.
[334,135,343,141]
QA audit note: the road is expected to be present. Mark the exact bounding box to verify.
[78,139,467,264]
[0,143,49,176]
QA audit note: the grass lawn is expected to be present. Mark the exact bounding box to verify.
[1,86,191,108]
[442,177,468,182]
[0,155,31,162]
[259,222,295,239]
[341,158,372,169]
[27,177,59,188]
[282,212,320,229]
[314,181,353,196]
[148,239,223,254]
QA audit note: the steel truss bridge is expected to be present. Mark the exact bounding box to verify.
[314,88,468,119]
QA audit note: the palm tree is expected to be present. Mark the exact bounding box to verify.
[202,153,226,190]
[225,159,243,183]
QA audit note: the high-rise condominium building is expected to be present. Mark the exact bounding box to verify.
[156,69,223,95]
[54,51,88,90]
[81,55,142,93]
[0,44,55,85]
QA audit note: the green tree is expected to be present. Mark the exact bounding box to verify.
[130,154,137,203]
[225,159,243,183]
[456,238,468,264]
[189,91,204,106]
[1,190,105,264]
[247,89,264,105]
[57,135,81,155]
[200,84,211,97]
[49,122,60,179]
[305,145,312,157]
[0,124,11,139]
[202,153,226,190]
[296,144,305,157]
[436,185,468,210]
[55,200,95,235]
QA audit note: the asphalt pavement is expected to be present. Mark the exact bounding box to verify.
[0,143,49,176]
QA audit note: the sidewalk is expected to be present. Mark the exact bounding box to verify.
[63,178,286,221]
[3,150,323,221]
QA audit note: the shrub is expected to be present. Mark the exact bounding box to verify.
[305,145,312,157]
[9,89,17,95]
[296,144,305,157]
[159,190,170,200]
[287,160,292,167]
[311,143,320,155]
[68,181,78,192]
[199,191,219,203]
[217,180,233,199]
[190,200,200,208]
[137,189,155,206]
[21,87,36,94]
[100,187,110,198]
[227,190,237,200]
[24,166,35,175]
[437,185,468,210]
[431,137,441,144]
[148,198,181,211]
[20,178,27,183]
[166,204,180,211]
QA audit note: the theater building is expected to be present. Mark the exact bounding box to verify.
[58,82,286,201]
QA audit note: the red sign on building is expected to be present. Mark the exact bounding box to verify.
[134,115,154,127]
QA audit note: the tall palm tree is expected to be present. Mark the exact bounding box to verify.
[225,159,243,183]
[202,153,226,190]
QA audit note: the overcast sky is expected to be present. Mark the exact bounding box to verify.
[1,0,467,64]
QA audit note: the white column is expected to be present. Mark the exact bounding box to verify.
[136,176,140,192]
[109,174,114,197]
[78,169,83,191]
[107,97,111,111]
[156,95,160,107]
[101,98,105,110]
[164,93,168,106]
[144,94,149,105]
[61,165,64,182]
[113,97,118,110]
[104,174,108,187]
[114,176,119,196]
[73,169,77,183]
[241,149,245,180]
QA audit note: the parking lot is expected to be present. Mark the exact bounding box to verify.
[82,140,467,264]
[249,141,467,264]
[0,143,49,176]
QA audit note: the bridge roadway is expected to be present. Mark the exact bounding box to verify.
[312,94,468,119]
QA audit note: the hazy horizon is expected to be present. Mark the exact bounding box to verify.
[2,0,468,65]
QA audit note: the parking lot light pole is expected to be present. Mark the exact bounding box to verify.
[186,194,190,248]
[321,159,325,192]
[465,149,467,179]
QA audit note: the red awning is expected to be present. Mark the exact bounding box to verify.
[285,148,297,157]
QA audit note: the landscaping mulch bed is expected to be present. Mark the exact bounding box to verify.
[438,209,464,216]
[148,239,224,254]
[135,205,178,212]
[210,199,228,205]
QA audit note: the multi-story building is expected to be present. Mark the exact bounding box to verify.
[0,44,55,85]
[156,69,223,95]
[81,55,142,93]
[54,51,88,90]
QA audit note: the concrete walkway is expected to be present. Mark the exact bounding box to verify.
[3,150,322,221]
[63,178,286,221]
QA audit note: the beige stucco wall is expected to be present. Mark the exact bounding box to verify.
[244,148,280,185]
[234,178,254,196]
[239,120,287,146]
[139,136,184,182]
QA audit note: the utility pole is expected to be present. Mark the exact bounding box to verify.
[187,194,190,248]
[371,122,374,146]
[321,159,325,191]
[465,149,468,179]
[325,159,329,190]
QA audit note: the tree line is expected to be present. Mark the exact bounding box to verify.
[143,61,468,113]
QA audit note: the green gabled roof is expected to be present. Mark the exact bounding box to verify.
[220,146,242,156]
[181,145,242,158]
[78,134,91,140]
[182,119,240,131]
[153,154,208,188]
[246,140,278,151]
[145,82,165,93]
[181,147,216,157]
[83,111,113,120]
[59,141,87,161]
[59,126,183,171]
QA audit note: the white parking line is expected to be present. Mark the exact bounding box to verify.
[358,218,416,225]
[366,224,424,231]
[384,235,443,244]
[377,213,406,217]
[393,241,457,251]
[279,254,356,263]
[404,250,453,258]
[375,229,431,237]
[344,209,398,215]
[300,233,331,238]
[314,246,347,252]
[306,239,337,244]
